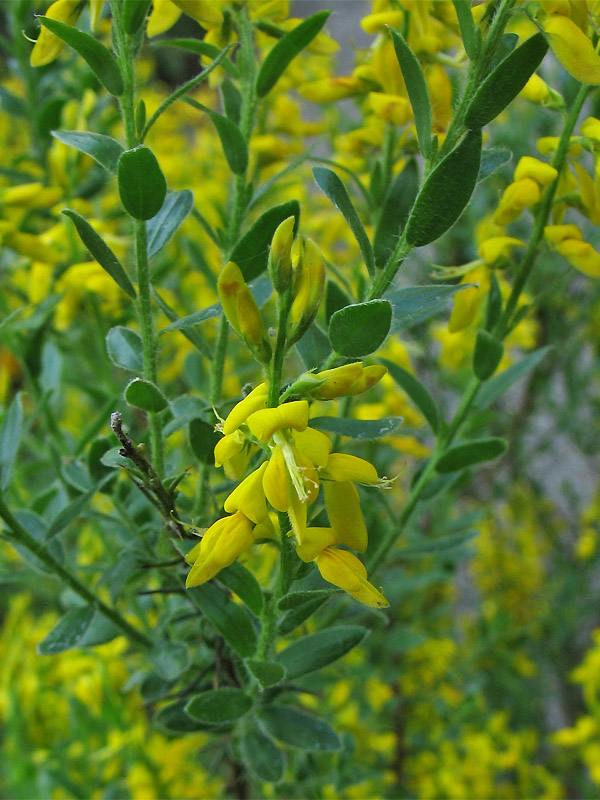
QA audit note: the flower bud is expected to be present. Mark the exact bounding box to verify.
[322,453,379,485]
[493,179,540,225]
[514,156,558,187]
[324,481,367,552]
[268,216,295,294]
[218,261,271,363]
[186,511,254,586]
[287,238,325,345]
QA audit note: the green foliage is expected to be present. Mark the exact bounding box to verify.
[328,299,392,356]
[117,146,167,221]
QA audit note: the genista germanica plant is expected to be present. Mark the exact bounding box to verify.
[1,0,600,795]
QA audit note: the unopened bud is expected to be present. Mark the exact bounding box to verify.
[268,216,295,293]
[287,238,325,344]
[218,261,271,362]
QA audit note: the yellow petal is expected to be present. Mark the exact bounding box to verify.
[493,179,541,225]
[316,548,389,608]
[246,400,309,442]
[262,446,290,512]
[147,0,182,37]
[543,15,600,85]
[222,383,268,435]
[368,93,412,126]
[321,453,379,484]
[214,431,243,467]
[296,527,339,562]
[513,156,558,186]
[310,362,363,400]
[171,0,223,27]
[544,224,583,243]
[30,0,83,67]
[478,237,525,265]
[292,427,332,468]
[186,512,254,586]
[224,462,269,523]
[556,239,600,277]
[287,490,307,540]
[324,481,368,552]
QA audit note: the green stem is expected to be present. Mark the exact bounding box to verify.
[255,515,294,662]
[268,292,292,407]
[499,83,590,333]
[0,492,152,649]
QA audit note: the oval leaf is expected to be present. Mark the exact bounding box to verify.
[465,33,548,129]
[147,190,194,257]
[374,159,419,268]
[436,437,507,473]
[62,210,136,299]
[117,146,167,221]
[51,130,123,172]
[389,28,432,159]
[478,147,511,183]
[386,284,473,330]
[328,300,392,357]
[38,605,96,655]
[0,392,22,491]
[106,326,143,372]
[125,378,168,413]
[275,626,367,680]
[190,584,257,657]
[405,129,482,247]
[257,706,341,752]
[256,11,330,97]
[186,688,252,723]
[150,640,190,680]
[123,0,152,34]
[218,561,263,616]
[473,330,504,380]
[241,730,286,782]
[245,659,285,688]
[38,17,124,95]
[190,102,248,174]
[313,166,374,277]
[231,200,300,282]
[380,358,439,434]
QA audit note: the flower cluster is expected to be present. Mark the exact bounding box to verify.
[186,363,390,608]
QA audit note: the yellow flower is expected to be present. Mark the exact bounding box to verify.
[315,548,389,608]
[288,238,326,344]
[323,481,368,552]
[222,383,268,436]
[513,156,558,186]
[268,216,295,293]
[494,179,541,225]
[30,0,84,67]
[542,14,600,85]
[309,362,387,400]
[217,261,271,362]
[186,511,255,586]
[223,462,269,523]
[321,453,379,484]
[246,400,309,442]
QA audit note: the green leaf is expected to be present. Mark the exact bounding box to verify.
[478,147,511,183]
[277,589,335,611]
[231,200,300,281]
[45,484,97,540]
[125,378,168,413]
[37,97,66,140]
[188,101,248,174]
[122,0,152,34]
[328,300,391,357]
[51,129,123,172]
[218,562,263,616]
[485,273,502,331]
[185,689,252,723]
[256,10,330,97]
[0,392,22,491]
[117,146,167,221]
[221,79,242,124]
[397,530,478,558]
[436,437,507,473]
[62,209,136,299]
[309,416,403,440]
[325,279,351,323]
[245,659,285,688]
[38,17,124,95]
[465,33,548,129]
[452,0,480,60]
[257,706,341,752]
[152,288,212,358]
[190,584,257,657]
[385,284,471,330]
[188,418,220,465]
[241,730,286,783]
[11,511,64,575]
[154,701,214,733]
[152,38,239,77]
[296,323,332,369]
[405,129,482,247]
[373,160,419,268]
[277,596,331,635]
[275,626,367,680]
[380,358,439,433]
[473,330,504,380]
[313,166,375,277]
[38,605,96,655]
[147,190,194,257]
[106,326,143,372]
[474,347,552,409]
[389,29,432,158]
[149,641,191,680]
